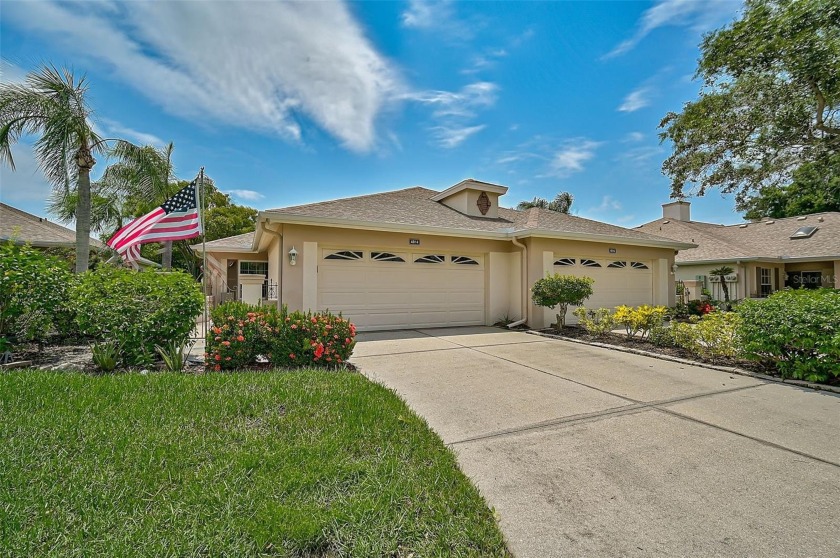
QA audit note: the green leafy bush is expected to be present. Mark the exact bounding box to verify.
[649,322,677,347]
[90,340,120,372]
[738,289,840,382]
[671,312,743,361]
[531,274,594,330]
[71,267,204,366]
[613,305,668,339]
[206,302,357,371]
[573,307,615,337]
[0,241,75,345]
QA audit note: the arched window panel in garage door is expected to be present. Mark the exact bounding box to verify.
[452,255,479,265]
[371,252,406,262]
[581,259,601,267]
[630,261,650,270]
[414,254,445,264]
[554,257,576,266]
[607,261,627,268]
[324,250,364,260]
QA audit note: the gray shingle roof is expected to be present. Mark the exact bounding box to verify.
[0,203,105,249]
[637,212,840,262]
[194,231,256,251]
[264,187,682,245]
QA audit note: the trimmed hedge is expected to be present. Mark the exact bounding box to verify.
[738,289,840,382]
[206,302,356,370]
[72,266,204,366]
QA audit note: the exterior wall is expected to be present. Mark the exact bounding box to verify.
[267,236,280,298]
[784,261,837,289]
[523,237,676,329]
[745,262,786,298]
[488,251,523,323]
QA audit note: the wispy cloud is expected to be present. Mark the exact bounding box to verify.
[401,0,478,40]
[4,1,399,152]
[0,60,27,83]
[0,143,53,207]
[98,118,165,148]
[431,125,486,148]
[226,189,265,202]
[548,140,602,177]
[618,87,653,112]
[603,0,739,59]
[623,131,645,143]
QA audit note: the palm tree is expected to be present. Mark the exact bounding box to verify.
[517,192,574,213]
[710,265,735,307]
[0,65,104,272]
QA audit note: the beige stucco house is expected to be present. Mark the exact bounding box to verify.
[195,179,693,331]
[0,202,105,250]
[637,201,840,301]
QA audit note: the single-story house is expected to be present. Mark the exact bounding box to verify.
[0,202,105,250]
[637,201,840,301]
[195,179,694,330]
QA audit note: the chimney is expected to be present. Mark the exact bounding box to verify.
[662,200,691,221]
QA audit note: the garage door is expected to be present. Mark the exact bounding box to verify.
[553,256,653,317]
[318,249,485,330]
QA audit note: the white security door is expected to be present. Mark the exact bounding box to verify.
[317,249,485,330]
[551,257,654,320]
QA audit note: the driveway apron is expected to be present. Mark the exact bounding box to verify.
[352,326,840,558]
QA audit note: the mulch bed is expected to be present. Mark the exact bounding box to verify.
[540,326,777,375]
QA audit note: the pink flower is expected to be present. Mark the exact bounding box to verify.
[222,341,231,346]
[215,354,221,361]
[214,364,221,371]
[291,324,297,330]
[314,344,325,359]
[237,335,245,342]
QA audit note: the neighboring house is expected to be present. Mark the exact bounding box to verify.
[637,201,840,301]
[0,202,105,250]
[194,179,693,331]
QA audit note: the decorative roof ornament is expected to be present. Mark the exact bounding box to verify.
[477,191,491,215]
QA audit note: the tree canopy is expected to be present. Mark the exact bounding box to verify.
[517,192,574,213]
[659,0,840,204]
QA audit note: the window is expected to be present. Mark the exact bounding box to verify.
[790,226,818,239]
[325,250,363,260]
[607,261,627,268]
[787,271,823,289]
[630,262,649,270]
[554,258,576,266]
[759,267,772,297]
[371,252,405,262]
[414,254,445,263]
[452,256,479,265]
[239,261,268,275]
[581,259,601,267]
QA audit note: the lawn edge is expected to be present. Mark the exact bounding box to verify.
[527,330,840,395]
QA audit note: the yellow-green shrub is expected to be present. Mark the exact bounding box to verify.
[573,307,615,337]
[671,312,742,361]
[613,305,668,339]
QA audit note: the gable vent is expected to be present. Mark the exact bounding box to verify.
[790,226,818,239]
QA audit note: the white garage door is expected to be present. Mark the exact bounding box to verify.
[553,256,653,318]
[318,249,485,330]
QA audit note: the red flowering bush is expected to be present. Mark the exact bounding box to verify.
[205,302,356,371]
[269,310,356,369]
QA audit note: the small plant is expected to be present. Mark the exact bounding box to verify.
[531,274,594,331]
[613,305,668,340]
[649,322,676,347]
[573,307,615,337]
[90,340,121,372]
[671,312,742,361]
[156,340,192,372]
[709,265,734,307]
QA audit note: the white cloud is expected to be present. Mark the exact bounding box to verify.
[402,0,445,28]
[0,60,27,84]
[548,140,602,176]
[226,189,265,202]
[604,0,739,59]
[623,131,645,143]
[4,1,400,152]
[407,82,498,118]
[98,118,165,148]
[432,125,486,148]
[618,87,653,112]
[0,144,53,208]
[591,195,623,212]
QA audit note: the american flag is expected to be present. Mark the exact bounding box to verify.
[107,181,202,263]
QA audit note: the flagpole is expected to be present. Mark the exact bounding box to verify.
[199,167,208,341]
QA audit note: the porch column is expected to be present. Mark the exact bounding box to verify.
[302,242,318,312]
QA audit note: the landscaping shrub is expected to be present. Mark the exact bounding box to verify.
[613,305,668,340]
[671,312,743,361]
[71,266,204,366]
[531,274,594,330]
[573,307,615,337]
[737,289,840,382]
[0,241,75,345]
[206,302,356,370]
[686,299,714,316]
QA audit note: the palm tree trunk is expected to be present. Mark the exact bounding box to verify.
[74,146,95,273]
[162,241,172,270]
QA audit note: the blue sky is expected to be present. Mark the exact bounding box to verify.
[0,0,747,229]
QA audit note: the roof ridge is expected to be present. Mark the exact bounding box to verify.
[266,186,436,212]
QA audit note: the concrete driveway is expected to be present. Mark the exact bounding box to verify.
[351,326,840,557]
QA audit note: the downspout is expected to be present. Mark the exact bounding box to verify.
[508,236,528,328]
[260,220,283,307]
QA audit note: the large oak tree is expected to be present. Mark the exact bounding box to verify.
[659,0,840,206]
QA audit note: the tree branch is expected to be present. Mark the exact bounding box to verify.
[809,80,840,136]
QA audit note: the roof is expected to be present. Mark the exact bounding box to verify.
[0,203,105,249]
[255,186,692,249]
[192,231,256,252]
[636,212,840,263]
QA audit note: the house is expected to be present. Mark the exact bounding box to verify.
[0,202,105,250]
[637,201,840,301]
[194,179,693,330]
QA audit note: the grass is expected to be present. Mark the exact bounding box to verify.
[0,370,509,557]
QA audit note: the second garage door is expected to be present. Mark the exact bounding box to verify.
[553,256,654,316]
[318,249,485,330]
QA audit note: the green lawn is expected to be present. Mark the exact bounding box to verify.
[0,370,509,557]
